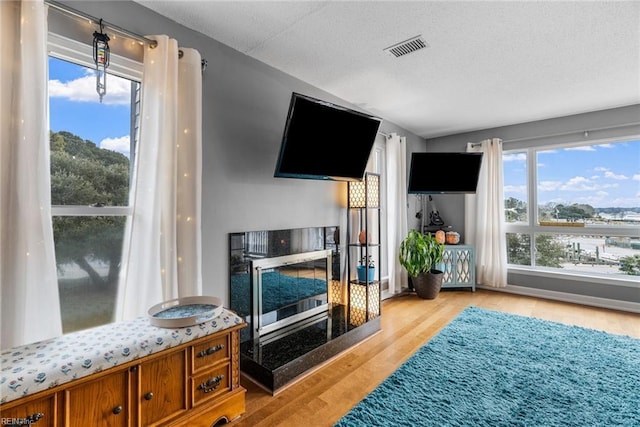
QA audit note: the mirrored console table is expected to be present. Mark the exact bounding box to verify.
[438,244,476,291]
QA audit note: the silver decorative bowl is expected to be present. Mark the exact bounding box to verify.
[148,296,223,328]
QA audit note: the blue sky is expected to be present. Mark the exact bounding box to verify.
[48,57,133,157]
[504,141,640,208]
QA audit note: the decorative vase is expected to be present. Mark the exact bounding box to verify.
[412,269,443,299]
[445,231,460,244]
[356,265,375,283]
[358,230,370,245]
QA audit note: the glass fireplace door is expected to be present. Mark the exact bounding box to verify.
[251,250,331,337]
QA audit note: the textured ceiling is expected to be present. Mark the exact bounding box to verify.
[134,1,640,139]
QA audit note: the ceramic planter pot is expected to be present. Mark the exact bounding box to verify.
[356,265,375,283]
[412,269,444,299]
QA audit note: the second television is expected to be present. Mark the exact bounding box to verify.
[408,152,483,194]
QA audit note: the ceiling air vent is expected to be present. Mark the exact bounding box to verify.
[383,35,428,58]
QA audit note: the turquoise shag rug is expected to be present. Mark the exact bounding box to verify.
[335,306,640,426]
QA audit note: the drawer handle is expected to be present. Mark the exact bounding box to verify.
[112,406,123,415]
[28,413,44,423]
[197,374,224,393]
[197,344,224,358]
[144,392,154,401]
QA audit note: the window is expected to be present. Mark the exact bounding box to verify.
[48,33,142,333]
[503,139,640,283]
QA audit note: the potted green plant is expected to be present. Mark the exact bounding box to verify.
[357,255,375,283]
[399,230,445,299]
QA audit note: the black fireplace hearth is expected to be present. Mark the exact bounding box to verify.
[239,304,380,391]
[228,226,381,393]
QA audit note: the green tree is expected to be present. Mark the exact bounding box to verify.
[538,202,557,222]
[555,203,595,222]
[50,131,130,285]
[619,255,640,276]
[504,197,527,222]
[506,233,531,265]
[535,234,565,268]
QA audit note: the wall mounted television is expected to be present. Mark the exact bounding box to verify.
[408,152,484,194]
[274,92,382,181]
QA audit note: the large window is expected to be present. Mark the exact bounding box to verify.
[48,34,142,333]
[503,139,640,283]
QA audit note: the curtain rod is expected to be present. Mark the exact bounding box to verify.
[178,50,208,72]
[468,121,640,147]
[468,140,498,148]
[45,1,208,71]
[46,0,158,48]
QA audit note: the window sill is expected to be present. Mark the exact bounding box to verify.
[507,266,640,288]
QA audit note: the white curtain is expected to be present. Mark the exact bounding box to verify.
[465,138,508,287]
[385,133,408,294]
[1,0,63,348]
[116,36,203,320]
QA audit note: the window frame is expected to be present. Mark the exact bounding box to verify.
[47,32,142,219]
[504,138,640,288]
[47,29,144,333]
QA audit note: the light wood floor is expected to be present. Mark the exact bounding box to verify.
[230,289,640,427]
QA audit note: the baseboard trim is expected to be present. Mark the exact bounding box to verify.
[479,284,640,314]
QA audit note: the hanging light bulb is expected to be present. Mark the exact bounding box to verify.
[92,19,110,103]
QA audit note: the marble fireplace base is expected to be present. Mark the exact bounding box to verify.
[239,303,381,393]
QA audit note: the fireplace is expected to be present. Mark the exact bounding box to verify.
[229,227,339,338]
[229,226,380,392]
[250,249,332,337]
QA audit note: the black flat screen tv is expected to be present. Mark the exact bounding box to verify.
[408,152,483,194]
[274,92,382,181]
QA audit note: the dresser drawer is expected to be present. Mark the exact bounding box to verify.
[192,335,229,372]
[191,364,230,406]
[0,394,57,427]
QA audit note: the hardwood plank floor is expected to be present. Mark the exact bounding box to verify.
[229,289,640,427]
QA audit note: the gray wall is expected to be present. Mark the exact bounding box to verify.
[63,1,425,304]
[425,104,640,304]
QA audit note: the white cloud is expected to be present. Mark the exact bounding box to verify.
[540,176,621,193]
[49,71,132,105]
[594,167,629,180]
[565,146,595,151]
[603,171,628,180]
[605,195,640,207]
[632,174,640,181]
[101,136,130,157]
[504,184,526,194]
[538,180,563,191]
[503,153,526,162]
[561,176,597,191]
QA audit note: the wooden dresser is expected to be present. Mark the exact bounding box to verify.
[0,311,246,427]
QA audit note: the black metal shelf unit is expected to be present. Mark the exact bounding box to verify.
[346,172,381,326]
